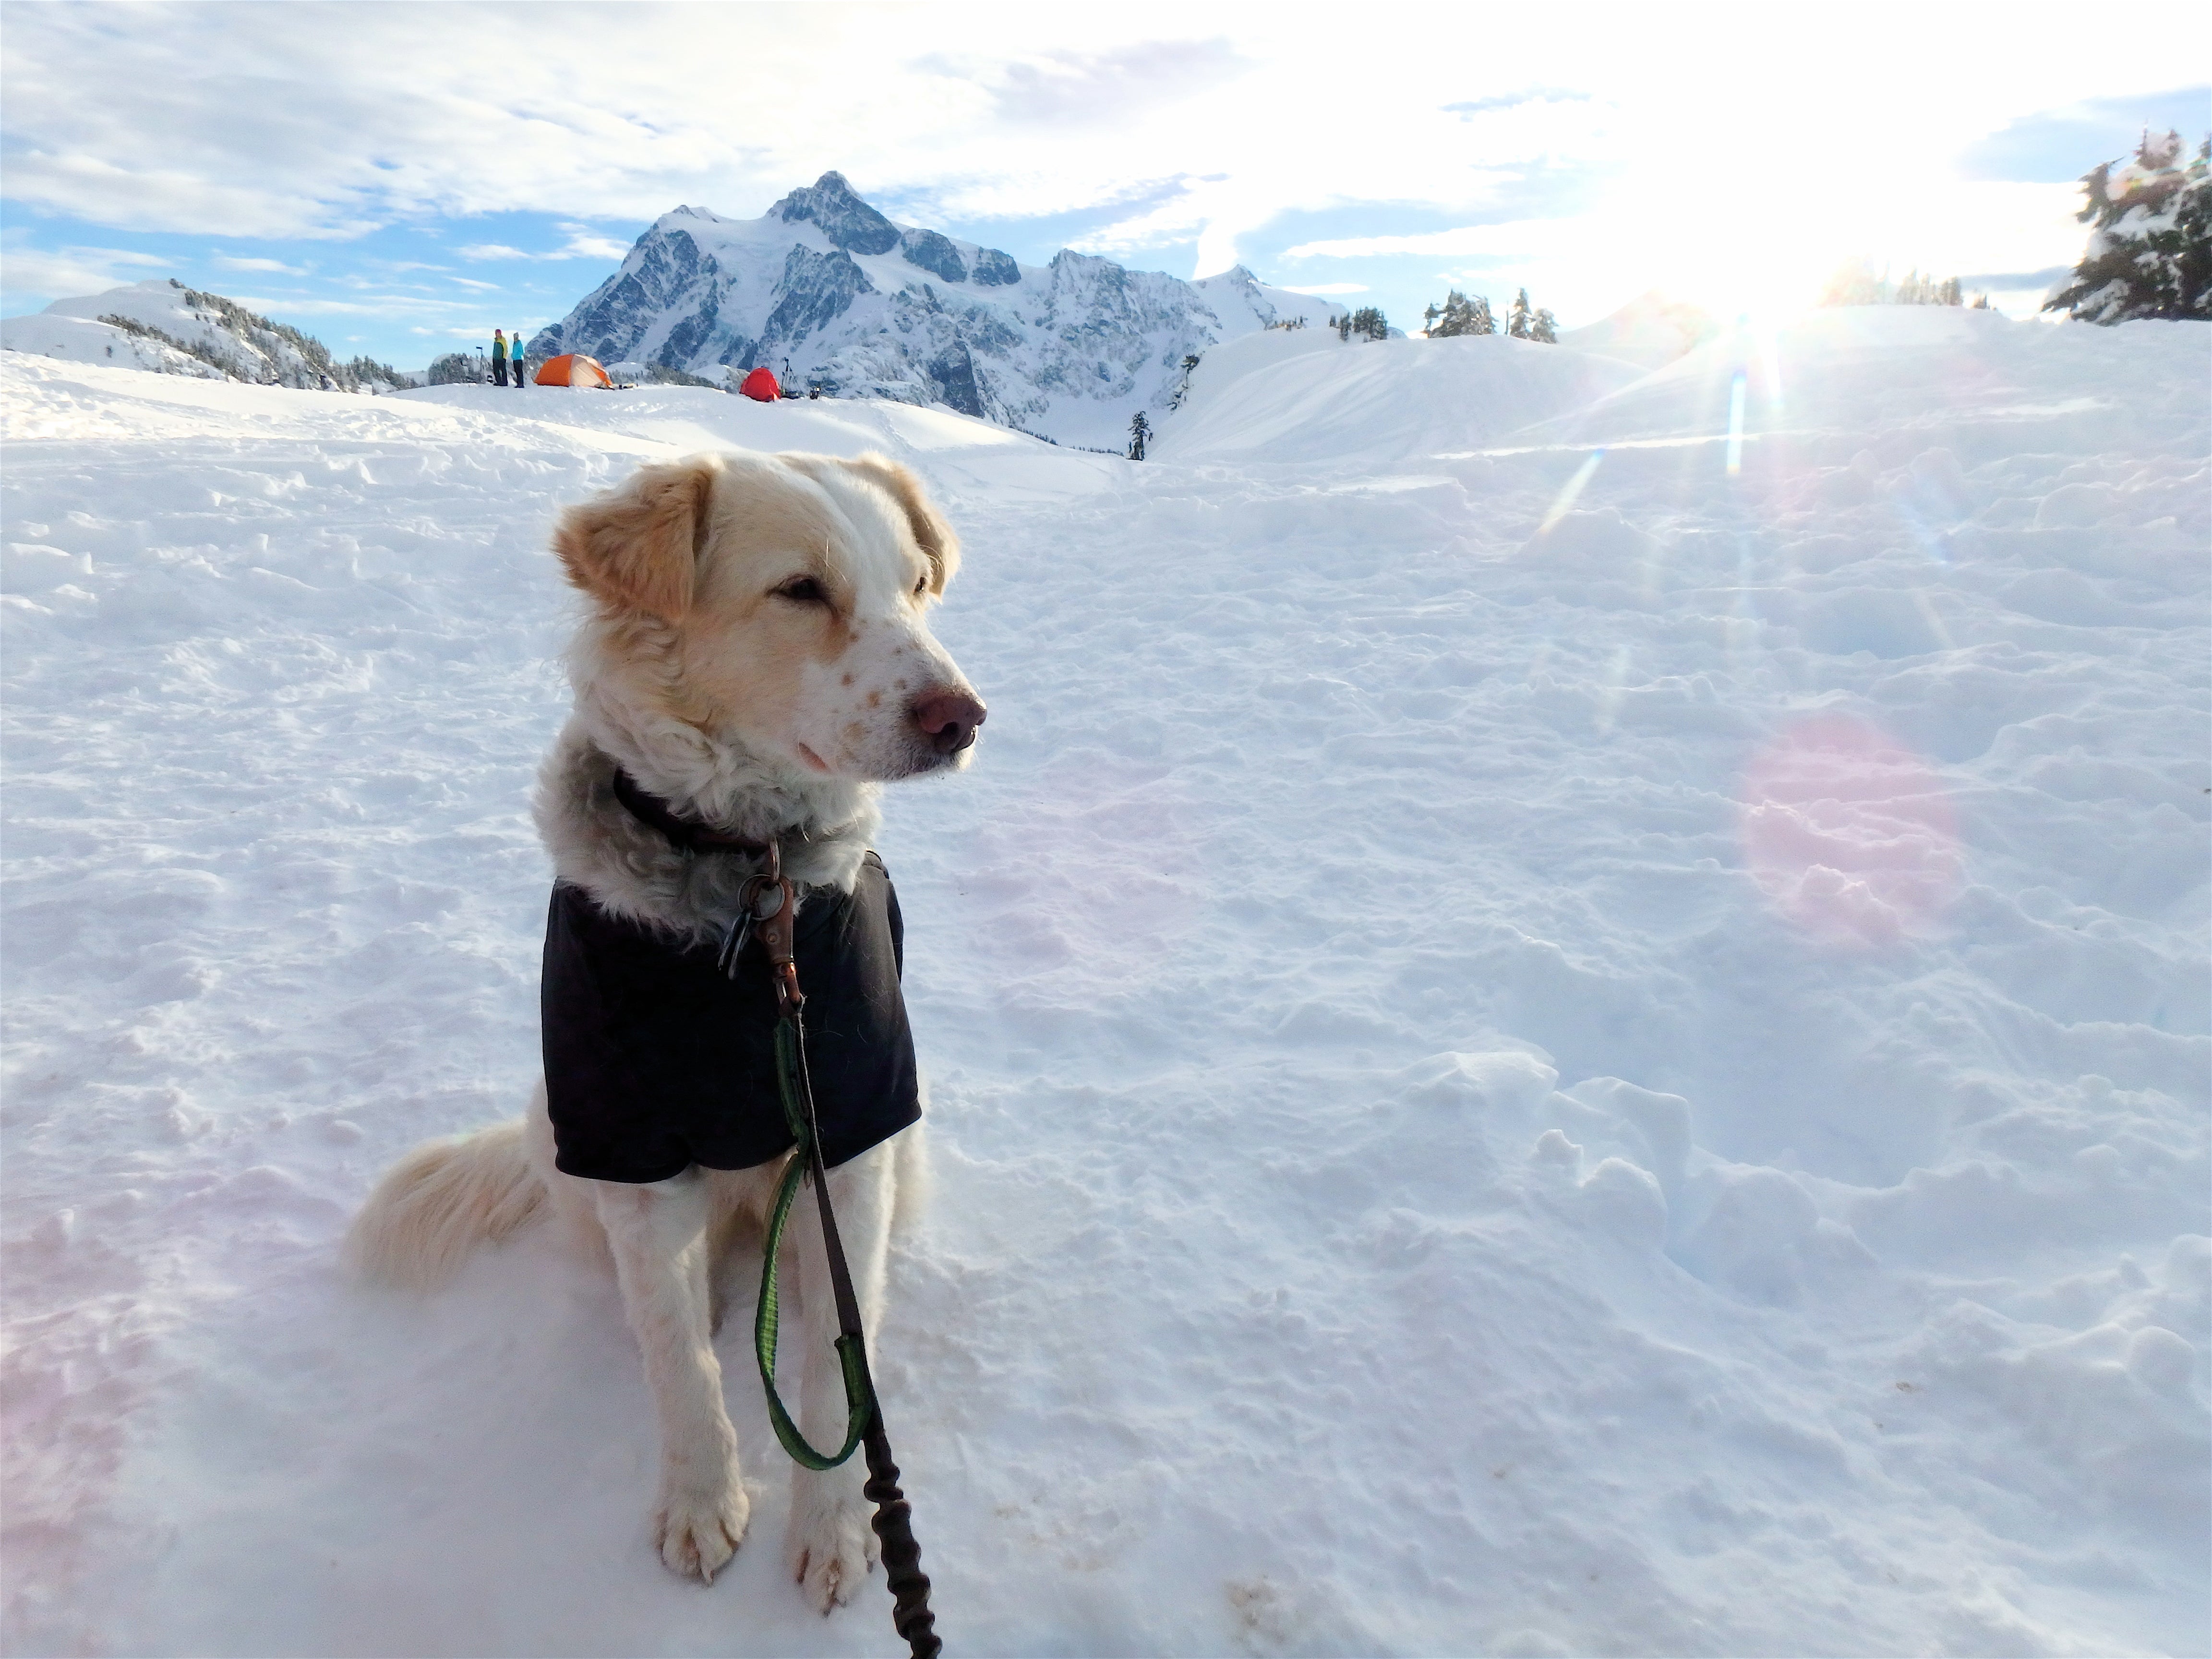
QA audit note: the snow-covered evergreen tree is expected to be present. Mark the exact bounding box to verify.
[1423,289,1496,337]
[1530,306,1558,343]
[2044,129,2212,324]
[1128,409,1150,460]
[1167,353,1202,410]
[1347,306,1388,342]
[1507,289,1533,338]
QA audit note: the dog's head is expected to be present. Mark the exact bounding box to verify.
[554,450,984,782]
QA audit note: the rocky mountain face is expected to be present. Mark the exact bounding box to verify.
[528,172,1342,447]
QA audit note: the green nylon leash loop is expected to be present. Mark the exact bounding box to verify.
[754,1016,874,1472]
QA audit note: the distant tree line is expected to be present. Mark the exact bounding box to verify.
[1419,287,1556,342]
[1816,262,1984,308]
[1337,306,1389,342]
[101,304,406,389]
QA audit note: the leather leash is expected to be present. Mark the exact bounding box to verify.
[734,842,941,1659]
[609,769,940,1653]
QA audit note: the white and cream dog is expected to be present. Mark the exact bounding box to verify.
[349,449,983,1611]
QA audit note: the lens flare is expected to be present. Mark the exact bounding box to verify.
[1725,372,1747,477]
[1539,449,1604,534]
[1738,716,1961,949]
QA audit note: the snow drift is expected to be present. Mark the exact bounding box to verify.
[2,305,2206,1657]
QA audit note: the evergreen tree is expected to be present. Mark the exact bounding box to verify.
[1423,289,1497,337]
[1128,409,1151,461]
[1346,305,1389,341]
[1167,353,1202,410]
[1530,306,1558,343]
[2045,129,2212,323]
[1507,288,1533,338]
[1336,313,1352,341]
[1819,259,1967,307]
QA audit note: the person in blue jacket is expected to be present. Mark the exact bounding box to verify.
[512,330,528,388]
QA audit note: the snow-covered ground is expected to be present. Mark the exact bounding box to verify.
[2,309,2205,1657]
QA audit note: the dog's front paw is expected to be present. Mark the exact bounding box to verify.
[787,1483,877,1612]
[656,1471,750,1583]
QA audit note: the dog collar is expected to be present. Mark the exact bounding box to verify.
[611,768,774,856]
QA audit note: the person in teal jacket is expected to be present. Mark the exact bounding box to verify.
[491,329,508,387]
[513,330,528,388]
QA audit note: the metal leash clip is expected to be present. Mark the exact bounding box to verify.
[716,844,787,979]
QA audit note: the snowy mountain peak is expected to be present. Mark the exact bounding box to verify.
[529,172,1345,446]
[770,169,901,255]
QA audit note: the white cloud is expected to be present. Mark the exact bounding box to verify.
[212,254,308,275]
[0,4,2199,315]
[0,236,169,302]
[554,229,630,260]
[457,231,629,263]
[1277,282,1368,295]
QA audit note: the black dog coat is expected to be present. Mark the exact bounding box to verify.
[541,851,921,1185]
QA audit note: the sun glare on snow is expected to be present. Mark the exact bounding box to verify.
[1738,716,1963,950]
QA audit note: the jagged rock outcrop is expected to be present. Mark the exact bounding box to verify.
[901,228,967,284]
[772,170,899,255]
[529,172,1343,446]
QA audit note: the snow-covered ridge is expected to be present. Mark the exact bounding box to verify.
[529,171,1345,448]
[1,278,405,391]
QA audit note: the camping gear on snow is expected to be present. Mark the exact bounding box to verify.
[739,366,781,402]
[535,353,613,388]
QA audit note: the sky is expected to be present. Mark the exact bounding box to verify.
[2,1,2206,367]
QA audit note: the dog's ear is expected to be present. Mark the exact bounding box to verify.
[840,453,961,592]
[553,457,720,621]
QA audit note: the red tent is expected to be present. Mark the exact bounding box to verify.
[738,366,781,402]
[535,353,613,388]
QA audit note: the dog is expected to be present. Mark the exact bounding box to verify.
[347,448,984,1611]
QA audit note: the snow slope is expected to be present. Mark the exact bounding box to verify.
[1154,329,1647,466]
[533,173,1345,449]
[0,304,226,380]
[2,308,2206,1657]
[1556,290,1720,370]
[5,278,403,390]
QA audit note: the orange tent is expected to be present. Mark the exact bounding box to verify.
[738,366,781,402]
[536,353,613,388]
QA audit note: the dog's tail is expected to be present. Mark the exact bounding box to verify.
[346,1118,546,1291]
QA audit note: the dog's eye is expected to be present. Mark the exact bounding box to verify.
[774,576,829,606]
[913,573,929,598]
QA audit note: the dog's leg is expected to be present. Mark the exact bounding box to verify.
[595,1169,751,1581]
[786,1138,897,1613]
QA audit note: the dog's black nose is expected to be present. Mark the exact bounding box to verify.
[911,688,986,755]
